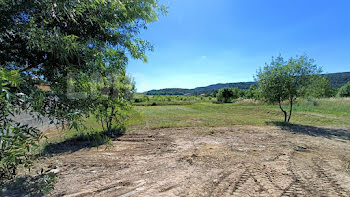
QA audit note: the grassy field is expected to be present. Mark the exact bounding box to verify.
[54,97,350,142]
[129,98,350,130]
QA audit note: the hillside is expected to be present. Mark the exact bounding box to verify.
[146,72,350,95]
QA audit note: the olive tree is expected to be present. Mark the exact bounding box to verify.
[0,0,165,181]
[256,55,322,122]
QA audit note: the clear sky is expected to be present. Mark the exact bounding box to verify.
[128,0,350,92]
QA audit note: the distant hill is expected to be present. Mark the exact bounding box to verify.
[145,72,350,95]
[323,72,350,89]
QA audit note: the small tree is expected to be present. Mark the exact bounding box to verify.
[91,71,135,133]
[337,82,350,97]
[256,55,322,122]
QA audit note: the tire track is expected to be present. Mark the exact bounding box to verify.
[186,164,284,196]
[280,180,306,197]
[286,150,350,197]
[210,168,246,196]
[281,150,308,197]
[312,158,349,196]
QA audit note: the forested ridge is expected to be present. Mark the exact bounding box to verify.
[146,72,350,95]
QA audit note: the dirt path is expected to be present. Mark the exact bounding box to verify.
[32,126,350,196]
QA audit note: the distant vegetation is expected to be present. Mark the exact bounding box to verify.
[324,72,350,89]
[132,94,214,106]
[337,82,350,97]
[146,82,256,96]
[146,72,350,96]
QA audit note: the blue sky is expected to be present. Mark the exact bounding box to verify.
[128,0,350,92]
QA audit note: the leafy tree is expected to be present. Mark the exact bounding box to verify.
[216,87,239,103]
[256,55,322,122]
[337,82,350,97]
[245,85,260,99]
[0,0,165,181]
[300,76,333,98]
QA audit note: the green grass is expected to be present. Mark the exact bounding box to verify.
[293,98,350,118]
[55,98,350,141]
[128,98,350,130]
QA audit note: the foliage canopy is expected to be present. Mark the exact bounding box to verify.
[0,0,165,182]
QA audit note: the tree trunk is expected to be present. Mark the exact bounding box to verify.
[108,105,115,133]
[100,117,105,131]
[287,97,293,122]
[106,86,115,132]
[279,101,287,122]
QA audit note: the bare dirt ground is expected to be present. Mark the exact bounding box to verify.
[17,126,350,196]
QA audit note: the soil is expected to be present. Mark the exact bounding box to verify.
[12,126,350,196]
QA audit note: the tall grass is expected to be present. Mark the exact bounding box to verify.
[294,98,350,118]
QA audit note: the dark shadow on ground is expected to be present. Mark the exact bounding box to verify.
[42,130,124,156]
[267,121,350,141]
[0,173,56,197]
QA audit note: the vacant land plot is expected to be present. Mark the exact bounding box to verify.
[6,125,349,196]
[3,99,350,196]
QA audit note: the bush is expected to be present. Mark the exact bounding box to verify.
[216,87,239,103]
[337,82,350,97]
[134,98,142,103]
[304,97,320,106]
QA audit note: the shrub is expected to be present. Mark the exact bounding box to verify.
[134,98,142,103]
[337,82,350,97]
[245,85,260,100]
[216,87,239,103]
